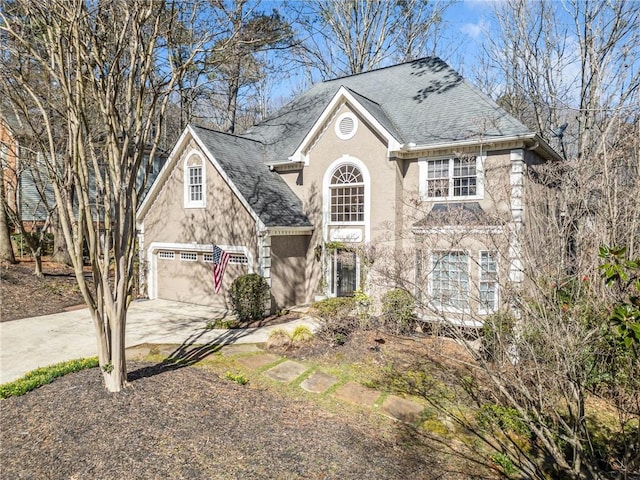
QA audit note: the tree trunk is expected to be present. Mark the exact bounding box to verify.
[95,302,128,393]
[0,197,16,264]
[0,166,17,264]
[51,214,72,265]
[33,251,43,277]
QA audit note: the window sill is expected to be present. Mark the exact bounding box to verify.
[184,203,205,209]
[420,195,483,202]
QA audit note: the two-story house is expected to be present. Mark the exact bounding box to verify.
[137,57,561,323]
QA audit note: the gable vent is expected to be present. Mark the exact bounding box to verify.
[335,112,358,140]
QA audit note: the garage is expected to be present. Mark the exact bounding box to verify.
[147,243,252,309]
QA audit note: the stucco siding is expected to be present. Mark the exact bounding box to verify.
[270,235,312,308]
[140,136,259,307]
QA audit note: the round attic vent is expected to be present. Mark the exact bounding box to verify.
[335,112,358,140]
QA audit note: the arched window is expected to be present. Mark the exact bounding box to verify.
[330,164,364,222]
[183,152,206,208]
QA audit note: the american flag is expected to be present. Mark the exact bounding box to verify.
[212,245,230,294]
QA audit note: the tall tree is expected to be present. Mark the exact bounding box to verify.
[292,0,452,82]
[0,0,207,392]
[206,0,293,133]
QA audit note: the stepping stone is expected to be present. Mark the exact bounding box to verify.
[264,360,308,383]
[236,353,281,370]
[300,371,338,394]
[219,344,263,357]
[380,395,425,424]
[333,381,381,407]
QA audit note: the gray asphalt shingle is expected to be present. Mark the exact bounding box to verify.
[191,125,311,228]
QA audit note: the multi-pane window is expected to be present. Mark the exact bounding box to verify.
[158,251,175,260]
[431,251,469,310]
[204,253,248,265]
[188,166,203,203]
[453,158,477,196]
[479,251,498,312]
[330,164,364,222]
[180,252,198,261]
[424,157,479,199]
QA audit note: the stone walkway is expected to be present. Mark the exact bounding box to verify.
[127,343,425,425]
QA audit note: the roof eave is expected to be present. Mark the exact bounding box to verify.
[393,133,562,162]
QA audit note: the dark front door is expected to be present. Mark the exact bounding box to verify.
[334,249,357,297]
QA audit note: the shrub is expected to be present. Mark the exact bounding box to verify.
[312,297,359,345]
[0,357,99,398]
[310,297,356,321]
[481,312,516,362]
[381,288,416,335]
[229,274,270,321]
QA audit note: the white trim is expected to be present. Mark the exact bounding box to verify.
[183,151,206,209]
[395,133,562,163]
[289,86,402,164]
[509,149,525,284]
[418,154,485,201]
[334,112,358,140]
[267,226,314,236]
[146,242,254,300]
[413,225,504,235]
[322,155,371,243]
[477,250,499,315]
[137,126,266,233]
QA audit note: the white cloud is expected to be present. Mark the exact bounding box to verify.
[460,19,489,39]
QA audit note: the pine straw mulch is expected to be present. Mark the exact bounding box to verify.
[0,362,481,480]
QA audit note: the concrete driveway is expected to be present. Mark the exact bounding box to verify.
[0,299,318,384]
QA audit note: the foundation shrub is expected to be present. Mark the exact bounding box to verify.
[381,288,417,335]
[229,274,269,321]
[311,297,359,345]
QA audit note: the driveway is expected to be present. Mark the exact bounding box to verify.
[0,299,318,384]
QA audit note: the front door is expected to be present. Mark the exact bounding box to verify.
[332,249,358,297]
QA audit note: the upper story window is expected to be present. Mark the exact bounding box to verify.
[330,164,365,223]
[420,156,484,201]
[184,153,205,208]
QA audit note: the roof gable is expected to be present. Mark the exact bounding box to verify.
[137,125,311,229]
[244,57,539,164]
[288,86,403,165]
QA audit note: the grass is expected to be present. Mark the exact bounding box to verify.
[0,357,99,398]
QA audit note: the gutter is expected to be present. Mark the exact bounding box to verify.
[394,133,562,163]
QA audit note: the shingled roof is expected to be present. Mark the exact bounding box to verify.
[244,57,533,164]
[190,125,311,228]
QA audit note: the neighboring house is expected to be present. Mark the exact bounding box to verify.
[1,110,167,234]
[137,57,562,323]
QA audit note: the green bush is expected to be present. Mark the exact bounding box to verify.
[481,312,516,362]
[229,274,270,321]
[381,288,416,335]
[0,357,99,398]
[310,297,356,321]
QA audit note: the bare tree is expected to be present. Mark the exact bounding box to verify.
[0,0,207,392]
[292,0,453,82]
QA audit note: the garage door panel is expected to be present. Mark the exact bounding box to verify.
[155,250,248,308]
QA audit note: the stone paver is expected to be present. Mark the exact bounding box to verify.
[333,381,381,407]
[264,360,308,383]
[236,353,281,370]
[380,395,425,424]
[219,344,263,357]
[300,371,338,394]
